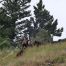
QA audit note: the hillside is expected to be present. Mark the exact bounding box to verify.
[0,41,66,66]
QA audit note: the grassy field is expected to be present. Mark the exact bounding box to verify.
[0,42,66,66]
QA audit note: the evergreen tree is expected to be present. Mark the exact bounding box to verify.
[17,17,34,40]
[0,8,11,38]
[33,0,63,41]
[23,18,34,38]
[0,0,31,39]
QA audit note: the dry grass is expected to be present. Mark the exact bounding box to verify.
[0,42,66,66]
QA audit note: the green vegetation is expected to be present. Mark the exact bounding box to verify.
[0,37,11,50]
[33,0,63,41]
[0,42,66,66]
[0,0,63,47]
[0,0,65,66]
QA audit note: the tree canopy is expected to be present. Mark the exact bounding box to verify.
[0,0,31,39]
[33,0,63,42]
[0,0,63,49]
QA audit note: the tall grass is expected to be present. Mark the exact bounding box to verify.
[0,42,66,66]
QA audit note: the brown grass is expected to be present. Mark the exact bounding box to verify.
[0,42,66,66]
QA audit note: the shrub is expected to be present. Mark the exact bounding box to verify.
[0,37,11,50]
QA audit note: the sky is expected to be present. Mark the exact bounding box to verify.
[0,0,66,41]
[30,0,66,41]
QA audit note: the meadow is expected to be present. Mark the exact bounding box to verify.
[0,41,66,66]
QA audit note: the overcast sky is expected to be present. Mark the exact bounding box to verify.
[30,0,66,41]
[0,0,66,41]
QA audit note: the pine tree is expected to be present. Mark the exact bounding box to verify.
[0,8,11,38]
[23,18,34,38]
[33,0,63,41]
[0,0,31,39]
[17,17,34,40]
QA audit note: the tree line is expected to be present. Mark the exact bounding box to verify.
[0,0,63,49]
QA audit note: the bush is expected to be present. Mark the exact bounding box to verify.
[0,37,11,50]
[34,29,51,43]
[53,56,65,63]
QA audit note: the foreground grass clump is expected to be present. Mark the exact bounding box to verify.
[0,42,66,66]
